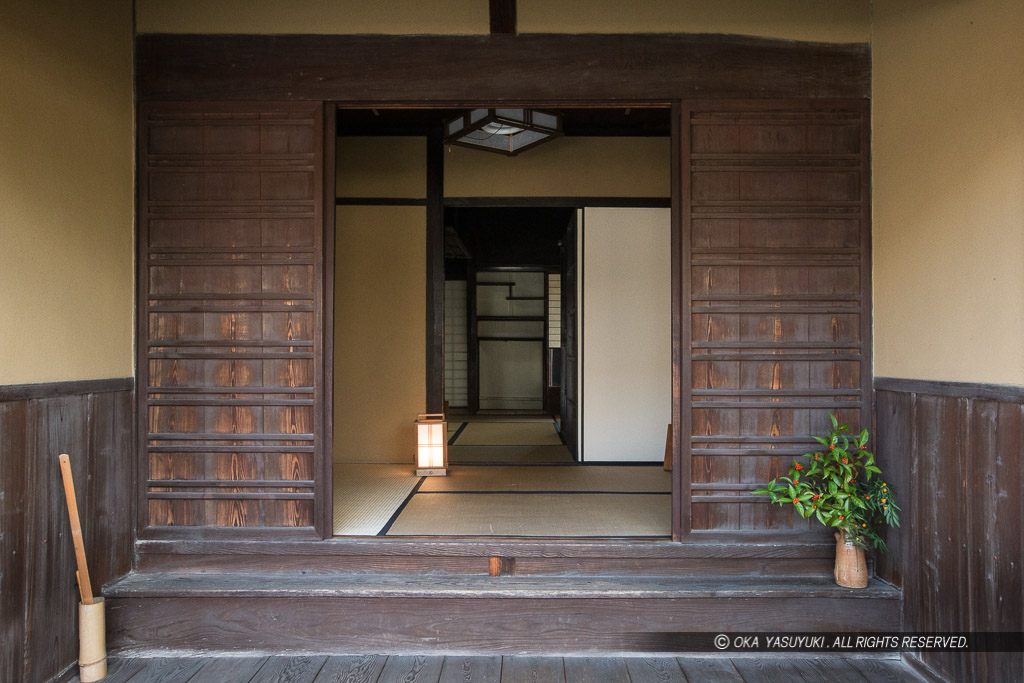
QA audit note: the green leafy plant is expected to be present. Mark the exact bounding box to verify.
[752,413,901,552]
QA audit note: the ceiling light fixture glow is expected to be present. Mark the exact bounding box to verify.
[443,108,562,156]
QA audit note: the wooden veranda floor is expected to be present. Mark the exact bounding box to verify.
[74,654,926,682]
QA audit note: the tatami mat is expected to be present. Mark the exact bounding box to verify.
[453,421,562,446]
[332,464,420,536]
[385,493,671,537]
[418,465,669,493]
[451,414,555,423]
[448,444,574,464]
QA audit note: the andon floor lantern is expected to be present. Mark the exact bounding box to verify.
[415,413,448,476]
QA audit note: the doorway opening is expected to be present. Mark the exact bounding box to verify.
[330,106,674,538]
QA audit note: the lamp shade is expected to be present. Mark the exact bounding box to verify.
[415,413,448,476]
[444,108,562,156]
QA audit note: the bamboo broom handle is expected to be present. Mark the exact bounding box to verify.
[58,454,94,605]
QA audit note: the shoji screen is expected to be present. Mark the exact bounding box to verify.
[581,207,672,462]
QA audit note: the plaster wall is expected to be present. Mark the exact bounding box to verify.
[518,0,870,42]
[136,0,870,42]
[872,0,1024,384]
[337,137,427,199]
[135,0,489,35]
[334,206,426,463]
[445,137,670,198]
[0,0,134,384]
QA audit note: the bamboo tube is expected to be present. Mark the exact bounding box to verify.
[78,598,107,682]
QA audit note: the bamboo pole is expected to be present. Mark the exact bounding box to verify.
[59,454,107,681]
[58,454,94,604]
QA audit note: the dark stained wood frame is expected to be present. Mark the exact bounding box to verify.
[426,135,445,413]
[135,33,870,554]
[320,103,338,538]
[671,101,686,541]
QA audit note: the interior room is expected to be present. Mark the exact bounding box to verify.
[331,107,675,537]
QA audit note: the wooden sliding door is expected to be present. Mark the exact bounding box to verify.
[137,102,326,536]
[679,100,871,541]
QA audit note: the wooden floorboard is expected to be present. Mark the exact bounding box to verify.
[848,657,929,682]
[730,657,808,683]
[84,657,148,683]
[84,655,926,683]
[188,656,269,682]
[438,656,502,682]
[624,656,687,682]
[500,656,565,683]
[796,656,872,683]
[312,655,387,683]
[563,657,630,682]
[120,657,206,683]
[377,655,445,682]
[255,655,329,682]
[675,657,745,682]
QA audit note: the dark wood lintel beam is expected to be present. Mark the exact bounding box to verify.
[136,34,870,102]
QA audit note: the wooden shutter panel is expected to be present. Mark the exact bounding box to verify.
[138,102,325,535]
[680,100,871,540]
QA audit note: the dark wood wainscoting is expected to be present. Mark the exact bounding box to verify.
[875,377,1024,683]
[0,378,133,683]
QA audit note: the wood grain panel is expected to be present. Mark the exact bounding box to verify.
[106,593,900,655]
[681,101,870,540]
[138,103,324,533]
[875,380,1024,683]
[135,34,869,103]
[0,382,133,683]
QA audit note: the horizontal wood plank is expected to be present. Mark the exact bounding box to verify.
[136,34,869,102]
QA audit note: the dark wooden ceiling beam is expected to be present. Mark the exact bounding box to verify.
[490,0,517,35]
[136,33,869,102]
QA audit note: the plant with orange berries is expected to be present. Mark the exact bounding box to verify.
[752,413,901,552]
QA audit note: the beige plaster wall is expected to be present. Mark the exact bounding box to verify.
[135,0,489,35]
[137,0,869,42]
[519,0,870,42]
[446,137,670,197]
[873,0,1024,384]
[337,137,426,199]
[334,206,426,463]
[0,1,134,384]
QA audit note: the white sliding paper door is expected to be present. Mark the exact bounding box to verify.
[581,207,671,461]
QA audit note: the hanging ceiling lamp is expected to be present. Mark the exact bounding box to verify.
[443,108,562,156]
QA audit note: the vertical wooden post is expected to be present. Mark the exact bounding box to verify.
[426,134,445,413]
[663,424,673,471]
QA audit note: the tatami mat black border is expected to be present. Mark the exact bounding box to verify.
[377,477,426,536]
[447,421,469,445]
